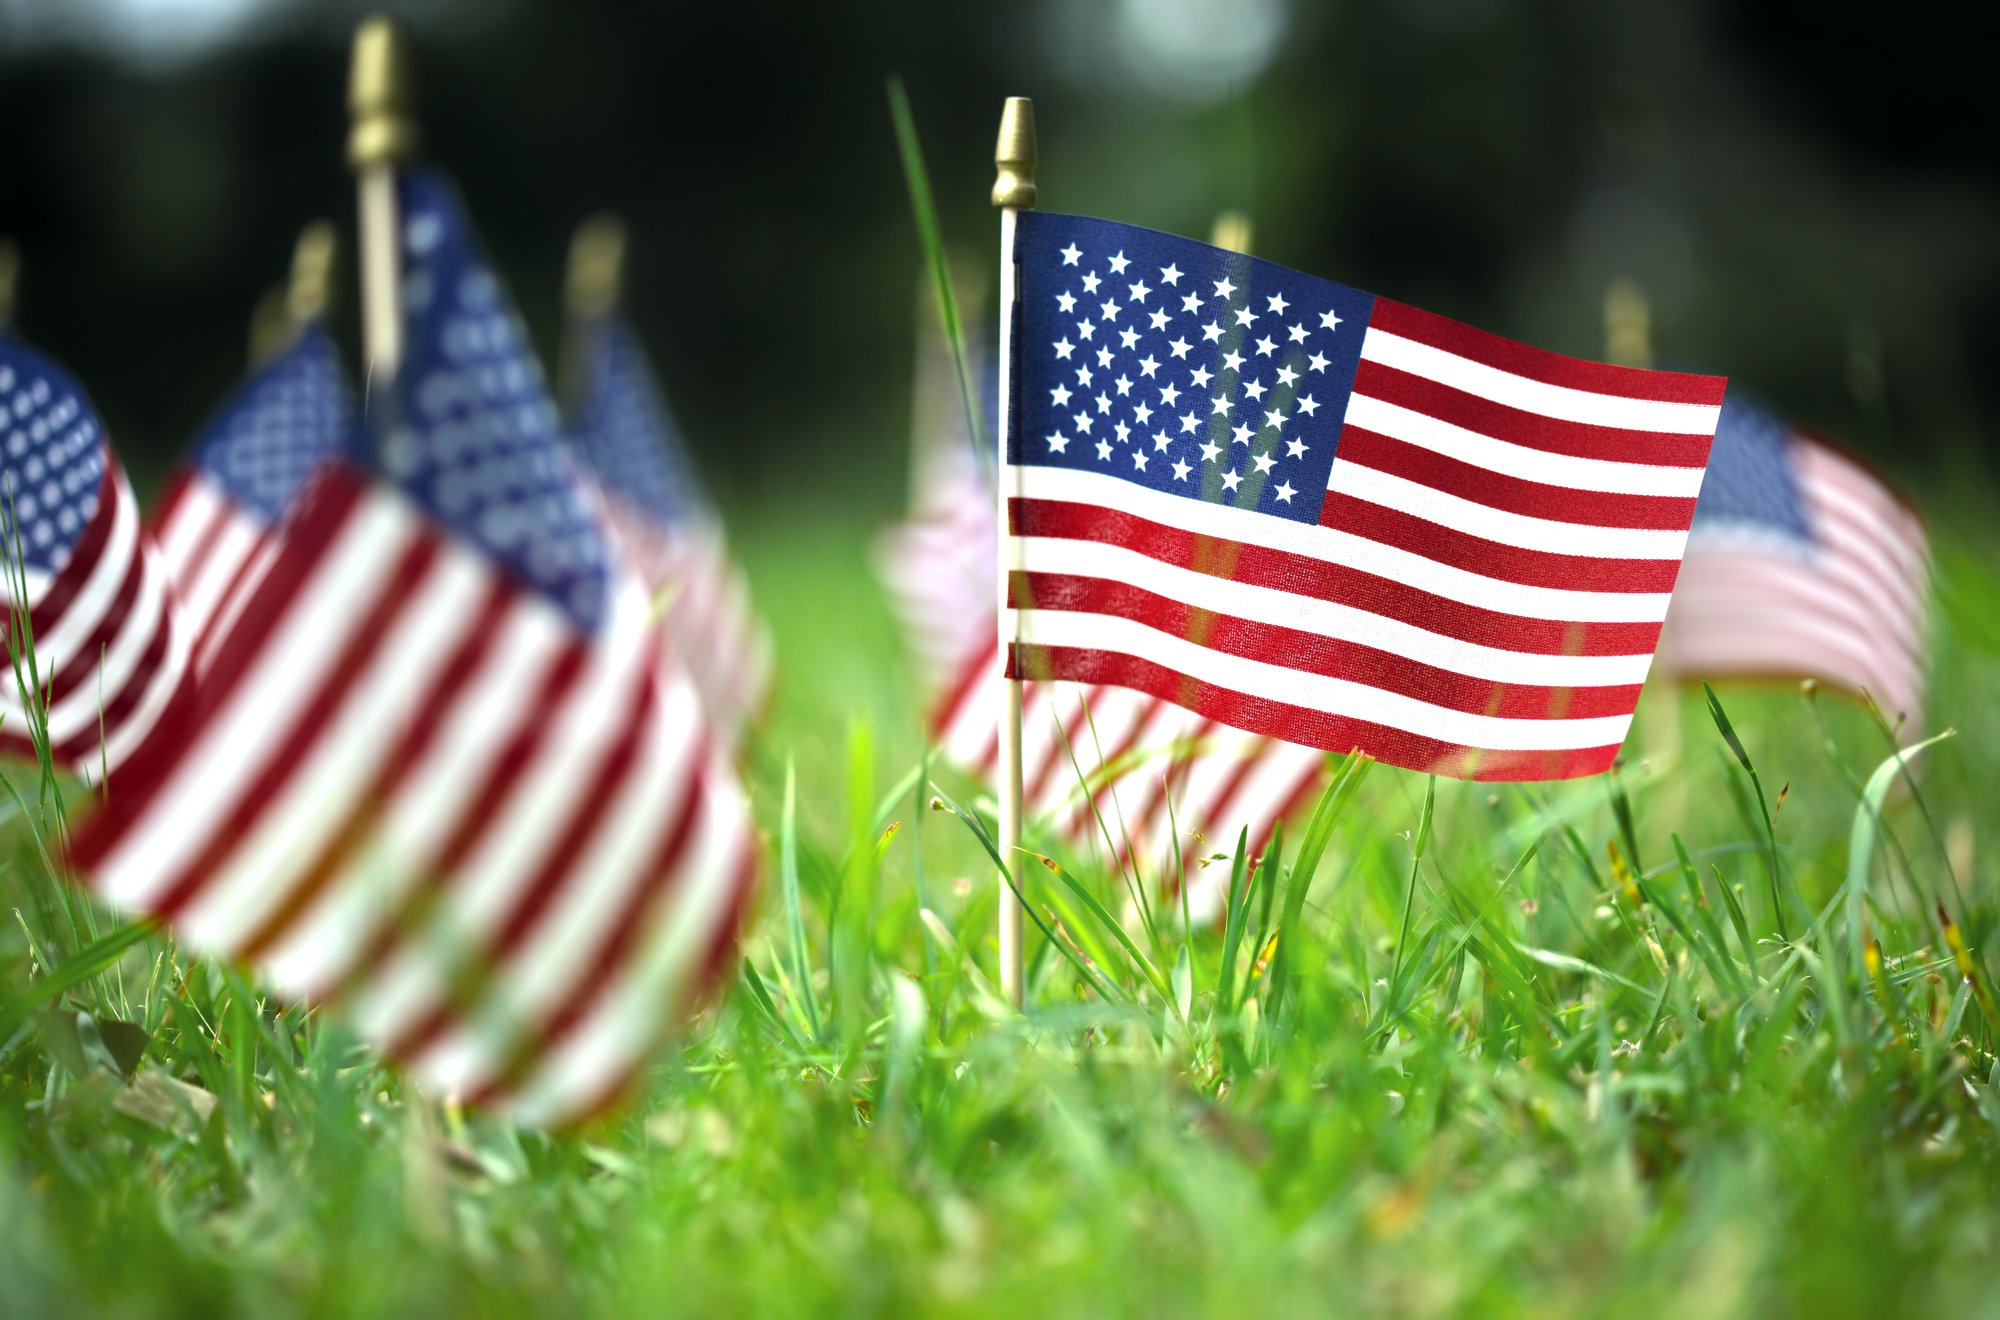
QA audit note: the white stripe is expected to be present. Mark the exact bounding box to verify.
[154,479,225,579]
[41,548,171,742]
[1360,328,1721,434]
[92,494,415,912]
[195,540,283,671]
[1179,738,1324,926]
[1343,392,1708,495]
[1011,466,1675,622]
[176,514,260,639]
[1014,535,1656,686]
[1329,462,1690,559]
[97,569,188,774]
[1009,609,1634,751]
[32,482,138,661]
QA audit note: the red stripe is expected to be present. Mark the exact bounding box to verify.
[232,575,518,962]
[167,491,237,609]
[20,466,122,636]
[1114,717,1219,873]
[1350,359,1714,468]
[1318,491,1683,593]
[1013,498,1666,654]
[40,533,147,702]
[1368,299,1729,407]
[1333,427,1698,530]
[45,607,178,767]
[146,468,198,541]
[64,470,370,873]
[1026,684,1103,806]
[384,663,665,1062]
[1014,571,1644,721]
[930,630,999,740]
[142,531,443,923]
[1014,643,1620,782]
[1057,693,1171,840]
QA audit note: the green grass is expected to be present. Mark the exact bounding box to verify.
[3,496,1999,1317]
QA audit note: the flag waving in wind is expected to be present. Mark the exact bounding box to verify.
[1004,214,1729,781]
[150,324,353,668]
[67,171,756,1126]
[1,336,189,774]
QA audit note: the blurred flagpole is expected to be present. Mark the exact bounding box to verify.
[249,221,337,368]
[0,239,18,333]
[348,15,417,384]
[559,212,626,411]
[992,97,1036,1008]
[1604,277,1681,772]
[1209,210,1253,257]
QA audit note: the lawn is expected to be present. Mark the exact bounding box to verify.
[4,490,1998,1317]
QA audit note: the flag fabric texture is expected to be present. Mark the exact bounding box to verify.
[1004,213,1730,782]
[151,324,353,668]
[1655,393,1928,721]
[567,310,771,731]
[1,337,188,774]
[67,170,756,1127]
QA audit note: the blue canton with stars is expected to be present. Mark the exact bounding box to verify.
[0,336,109,576]
[190,323,353,524]
[1013,213,1374,523]
[568,314,711,529]
[1689,391,1811,547]
[366,169,612,631]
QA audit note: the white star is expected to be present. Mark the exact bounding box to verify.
[1108,251,1130,274]
[1114,420,1130,442]
[1287,323,1308,344]
[1186,366,1212,390]
[1115,374,1133,396]
[1119,327,1140,350]
[1276,365,1299,386]
[1160,263,1183,285]
[1096,439,1113,461]
[1221,468,1243,493]
[1285,436,1308,459]
[1243,378,1268,401]
[1172,458,1192,481]
[1077,321,1096,341]
[1047,433,1068,453]
[1050,384,1072,406]
[1169,337,1192,360]
[1100,299,1120,321]
[1211,395,1233,416]
[1265,408,1285,429]
[1274,480,1296,503]
[1231,422,1253,446]
[1252,451,1275,475]
[1267,291,1289,314]
[1159,382,1181,406]
[1181,292,1202,314]
[1297,394,1321,417]
[1149,309,1170,332]
[1212,276,1236,300]
[1254,335,1277,357]
[1128,280,1151,302]
[1180,412,1201,434]
[1060,243,1082,266]
[1056,291,1077,314]
[1199,439,1221,463]
[1075,365,1093,386]
[1095,393,1112,414]
[1307,351,1329,372]
[1234,306,1258,328]
[1222,350,1244,372]
[1096,345,1114,368]
[1319,309,1342,332]
[1054,338,1074,360]
[1139,355,1161,379]
[1081,271,1101,294]
[1134,401,1154,423]
[1153,431,1173,452]
[1075,412,1093,433]
[1201,322,1225,344]
[1131,450,1147,471]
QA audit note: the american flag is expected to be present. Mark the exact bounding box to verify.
[151,324,352,669]
[566,310,771,731]
[1656,393,1928,722]
[67,170,756,1127]
[1,337,188,774]
[1005,214,1728,781]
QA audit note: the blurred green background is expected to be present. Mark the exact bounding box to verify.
[3,0,1996,515]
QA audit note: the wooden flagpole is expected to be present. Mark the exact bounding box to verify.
[0,239,19,334]
[991,97,1036,1008]
[348,15,418,385]
[560,213,626,414]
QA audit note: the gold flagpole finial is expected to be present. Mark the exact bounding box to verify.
[1209,210,1253,255]
[285,220,338,329]
[1604,277,1653,369]
[992,97,1038,210]
[347,15,418,170]
[247,286,292,367]
[566,213,628,322]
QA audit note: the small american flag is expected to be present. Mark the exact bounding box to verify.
[1656,393,1928,722]
[67,170,756,1126]
[151,324,352,669]
[566,310,771,732]
[1006,214,1728,781]
[1,337,189,774]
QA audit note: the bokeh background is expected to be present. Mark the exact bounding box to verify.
[2,0,1995,511]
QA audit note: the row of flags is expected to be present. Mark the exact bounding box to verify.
[2,165,767,1126]
[877,216,1931,919]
